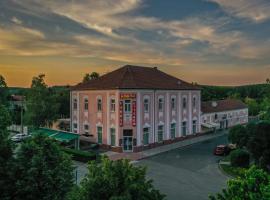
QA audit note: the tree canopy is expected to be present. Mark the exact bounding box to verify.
[15,134,74,200]
[24,74,60,128]
[209,166,270,200]
[0,75,8,105]
[228,125,248,148]
[69,157,165,200]
[82,72,100,83]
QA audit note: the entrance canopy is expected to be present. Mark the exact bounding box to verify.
[201,122,219,129]
[32,128,80,149]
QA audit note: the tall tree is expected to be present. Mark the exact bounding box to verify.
[15,134,74,200]
[0,105,15,200]
[82,72,100,83]
[228,125,248,148]
[24,74,59,128]
[247,121,270,171]
[0,75,8,105]
[68,157,165,200]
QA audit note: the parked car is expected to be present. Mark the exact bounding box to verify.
[213,145,231,156]
[11,133,31,142]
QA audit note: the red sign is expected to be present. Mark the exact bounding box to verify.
[120,93,136,99]
[132,101,136,126]
[119,101,123,127]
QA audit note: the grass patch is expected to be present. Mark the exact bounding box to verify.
[220,164,246,177]
[62,147,98,163]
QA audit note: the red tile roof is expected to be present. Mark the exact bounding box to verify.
[72,65,200,91]
[201,99,247,114]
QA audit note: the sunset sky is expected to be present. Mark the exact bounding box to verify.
[0,0,270,87]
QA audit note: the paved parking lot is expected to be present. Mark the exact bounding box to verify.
[136,135,228,200]
[74,135,229,200]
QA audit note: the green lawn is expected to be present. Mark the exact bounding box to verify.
[219,155,246,177]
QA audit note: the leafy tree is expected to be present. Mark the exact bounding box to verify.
[0,105,15,200]
[0,75,8,105]
[230,149,250,168]
[245,97,260,116]
[68,157,165,200]
[247,121,270,171]
[209,166,270,200]
[24,74,60,128]
[266,78,270,84]
[82,72,100,83]
[15,134,74,200]
[228,125,248,148]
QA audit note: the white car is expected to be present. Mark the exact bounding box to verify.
[11,133,31,142]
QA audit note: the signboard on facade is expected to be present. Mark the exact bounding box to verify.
[120,93,136,99]
[119,101,123,127]
[132,101,136,126]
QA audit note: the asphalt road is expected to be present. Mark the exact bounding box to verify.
[136,134,229,200]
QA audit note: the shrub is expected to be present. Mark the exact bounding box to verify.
[230,149,250,168]
[62,148,97,162]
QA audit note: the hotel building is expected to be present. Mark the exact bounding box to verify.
[71,65,201,152]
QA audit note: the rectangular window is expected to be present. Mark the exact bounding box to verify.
[192,120,197,134]
[170,123,176,139]
[124,100,131,113]
[84,99,88,110]
[73,99,77,110]
[73,123,78,130]
[183,97,187,109]
[193,97,196,107]
[171,97,176,110]
[158,125,163,142]
[182,121,187,136]
[158,98,163,111]
[97,126,102,144]
[97,99,102,111]
[84,124,89,134]
[143,127,149,145]
[144,99,149,113]
[110,99,115,112]
[110,128,115,146]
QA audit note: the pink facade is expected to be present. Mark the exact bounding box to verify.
[71,89,201,152]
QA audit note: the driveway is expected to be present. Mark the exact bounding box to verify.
[136,134,229,200]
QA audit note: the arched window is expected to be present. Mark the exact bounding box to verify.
[144,98,149,113]
[97,98,102,111]
[193,96,196,107]
[171,97,176,110]
[158,97,164,111]
[84,98,88,110]
[73,98,77,110]
[183,97,187,109]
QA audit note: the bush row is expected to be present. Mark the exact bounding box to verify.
[62,147,97,162]
[230,149,250,168]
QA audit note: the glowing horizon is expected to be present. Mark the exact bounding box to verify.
[0,0,270,87]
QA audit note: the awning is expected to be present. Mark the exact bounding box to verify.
[32,128,79,142]
[201,122,220,128]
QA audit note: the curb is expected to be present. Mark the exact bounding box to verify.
[218,159,234,179]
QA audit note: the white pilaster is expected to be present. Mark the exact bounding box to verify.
[188,92,192,135]
[166,92,170,139]
[106,92,110,145]
[137,92,141,146]
[178,92,182,137]
[115,91,119,146]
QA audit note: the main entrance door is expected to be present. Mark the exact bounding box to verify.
[123,130,133,152]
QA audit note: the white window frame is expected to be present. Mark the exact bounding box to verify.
[157,125,164,142]
[97,98,102,112]
[158,97,164,112]
[73,98,78,110]
[84,98,88,111]
[143,98,149,113]
[171,96,176,110]
[124,100,131,113]
[110,98,116,112]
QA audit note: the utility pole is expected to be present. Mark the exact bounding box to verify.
[20,98,24,134]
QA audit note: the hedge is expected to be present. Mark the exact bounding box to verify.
[62,148,97,162]
[230,149,250,168]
